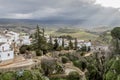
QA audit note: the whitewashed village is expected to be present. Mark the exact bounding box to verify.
[0,30,31,65]
[0,26,119,80]
[0,28,92,65]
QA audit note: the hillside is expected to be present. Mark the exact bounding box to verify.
[46,28,98,40]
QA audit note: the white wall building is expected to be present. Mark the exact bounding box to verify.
[20,36,31,45]
[0,43,14,61]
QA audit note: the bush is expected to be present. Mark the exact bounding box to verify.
[1,72,16,80]
[65,54,79,62]
[16,70,33,80]
[36,50,43,56]
[81,46,87,52]
[19,45,31,54]
[73,60,87,71]
[105,71,117,80]
[61,56,69,64]
[41,58,57,76]
[110,60,120,74]
[56,46,64,51]
[67,71,80,80]
[117,75,120,80]
[80,52,86,56]
[56,63,64,74]
[32,69,47,80]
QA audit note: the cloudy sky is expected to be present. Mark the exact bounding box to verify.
[0,0,120,26]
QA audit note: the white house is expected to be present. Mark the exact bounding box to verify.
[0,42,14,61]
[16,35,31,45]
[0,35,8,43]
[22,36,31,45]
[57,38,62,46]
[6,31,20,42]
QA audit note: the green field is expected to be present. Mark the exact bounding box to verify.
[45,28,98,40]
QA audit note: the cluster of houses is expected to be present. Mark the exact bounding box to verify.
[0,29,92,63]
[0,30,31,62]
[45,35,92,50]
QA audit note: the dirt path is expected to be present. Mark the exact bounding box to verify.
[0,59,34,69]
[64,62,84,75]
[84,52,93,57]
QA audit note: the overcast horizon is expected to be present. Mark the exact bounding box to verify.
[0,0,120,27]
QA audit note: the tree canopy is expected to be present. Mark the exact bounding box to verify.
[111,27,120,40]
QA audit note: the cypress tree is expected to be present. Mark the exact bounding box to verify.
[54,39,59,50]
[32,25,47,55]
[74,38,78,50]
[69,39,73,49]
[62,38,64,48]
[48,35,54,51]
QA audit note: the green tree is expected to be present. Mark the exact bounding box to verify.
[68,71,80,80]
[53,39,59,50]
[49,35,53,45]
[42,28,45,37]
[47,35,54,51]
[41,58,64,76]
[32,25,48,56]
[16,70,33,80]
[85,51,106,80]
[111,27,120,40]
[74,38,78,50]
[62,38,64,48]
[19,45,31,54]
[111,27,120,54]
[69,40,73,49]
[1,72,16,80]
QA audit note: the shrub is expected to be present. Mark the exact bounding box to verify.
[36,50,43,56]
[67,71,80,80]
[1,72,16,80]
[41,58,57,76]
[19,45,31,54]
[105,71,117,80]
[65,54,79,62]
[56,46,64,51]
[80,52,86,56]
[110,60,120,74]
[73,60,87,71]
[16,70,33,80]
[81,46,87,52]
[61,56,69,64]
[32,69,48,80]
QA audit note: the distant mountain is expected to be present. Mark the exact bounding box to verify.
[0,18,85,25]
[0,18,118,29]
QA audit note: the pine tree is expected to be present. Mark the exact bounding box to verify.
[69,40,73,49]
[32,25,47,56]
[74,38,78,50]
[42,28,45,37]
[49,35,53,45]
[62,38,64,48]
[54,39,59,50]
[48,35,54,51]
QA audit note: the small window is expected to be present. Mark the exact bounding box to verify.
[2,47,4,52]
[8,53,10,56]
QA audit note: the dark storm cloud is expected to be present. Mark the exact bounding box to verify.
[0,0,120,26]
